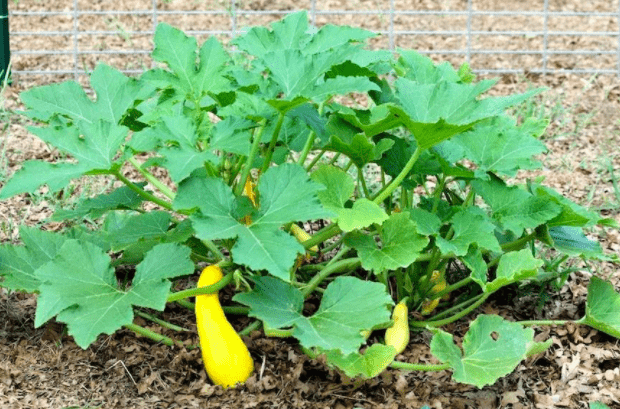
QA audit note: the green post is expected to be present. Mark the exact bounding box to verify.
[0,0,9,82]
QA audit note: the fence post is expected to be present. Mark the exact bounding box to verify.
[0,0,9,82]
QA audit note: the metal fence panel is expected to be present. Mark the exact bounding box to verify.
[5,0,620,79]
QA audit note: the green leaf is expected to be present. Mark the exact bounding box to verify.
[0,227,69,292]
[430,314,534,388]
[35,241,193,348]
[105,211,172,251]
[0,161,88,199]
[235,276,393,354]
[462,246,488,289]
[210,117,254,155]
[590,402,611,409]
[324,344,397,379]
[485,249,543,293]
[310,165,388,231]
[324,116,394,168]
[391,78,542,149]
[435,207,502,257]
[451,116,548,177]
[344,212,429,274]
[532,184,604,228]
[30,120,128,170]
[147,23,230,100]
[52,184,145,221]
[472,177,561,236]
[581,276,620,339]
[408,207,442,236]
[546,226,605,259]
[175,164,333,280]
[396,49,462,84]
[21,64,148,124]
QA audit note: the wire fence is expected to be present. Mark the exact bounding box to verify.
[4,0,620,81]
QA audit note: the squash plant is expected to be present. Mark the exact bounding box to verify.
[1,11,619,388]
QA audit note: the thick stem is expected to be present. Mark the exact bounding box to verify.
[305,148,328,171]
[501,231,537,252]
[260,112,286,175]
[124,323,194,348]
[390,361,450,372]
[167,273,233,303]
[134,310,189,332]
[239,320,262,337]
[410,292,490,328]
[201,239,226,262]
[518,319,571,327]
[373,146,423,205]
[235,120,266,197]
[302,223,341,251]
[358,165,371,198]
[112,169,174,210]
[301,257,361,298]
[127,156,176,200]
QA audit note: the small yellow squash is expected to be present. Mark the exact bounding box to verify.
[384,301,410,354]
[196,265,254,388]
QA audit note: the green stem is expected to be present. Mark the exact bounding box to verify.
[239,320,262,337]
[501,231,537,252]
[135,310,189,332]
[305,148,328,171]
[201,239,226,262]
[264,326,294,338]
[125,323,193,348]
[431,175,446,214]
[174,299,194,310]
[327,152,341,166]
[302,223,341,251]
[518,319,571,327]
[112,169,173,210]
[297,131,317,166]
[410,292,490,328]
[235,120,266,197]
[127,156,176,200]
[224,306,250,315]
[167,273,233,303]
[373,146,423,205]
[301,257,361,298]
[260,112,286,175]
[358,165,370,198]
[432,276,472,300]
[390,361,450,372]
[427,292,484,321]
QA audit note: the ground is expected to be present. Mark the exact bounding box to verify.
[1,1,620,408]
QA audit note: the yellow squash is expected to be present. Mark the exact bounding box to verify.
[196,265,254,388]
[384,301,410,354]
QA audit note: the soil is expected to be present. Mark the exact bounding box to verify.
[2,0,620,408]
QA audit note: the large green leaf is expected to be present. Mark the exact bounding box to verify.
[21,64,148,124]
[546,226,606,259]
[0,161,89,199]
[580,276,620,339]
[430,314,534,388]
[344,212,429,274]
[310,164,388,231]
[0,227,69,292]
[52,184,145,221]
[174,164,333,280]
[34,241,194,348]
[532,184,605,228]
[485,249,543,293]
[451,116,548,177]
[472,177,562,236]
[391,78,542,150]
[145,23,230,100]
[324,344,397,379]
[234,276,393,354]
[435,207,502,257]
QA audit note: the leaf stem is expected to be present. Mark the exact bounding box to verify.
[410,292,490,328]
[372,145,423,205]
[125,323,194,348]
[389,361,450,372]
[305,148,327,171]
[201,239,226,261]
[426,292,484,321]
[235,120,266,197]
[167,273,233,303]
[301,257,361,298]
[501,231,537,252]
[112,169,173,210]
[239,320,262,337]
[302,223,342,251]
[260,112,286,174]
[358,165,370,198]
[517,319,571,327]
[127,156,176,199]
[134,310,189,332]
[433,276,473,300]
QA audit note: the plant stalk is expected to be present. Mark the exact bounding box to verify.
[167,273,233,303]
[112,169,174,210]
[373,146,423,204]
[134,310,189,332]
[390,361,450,372]
[127,156,176,199]
[260,112,286,174]
[235,120,266,196]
